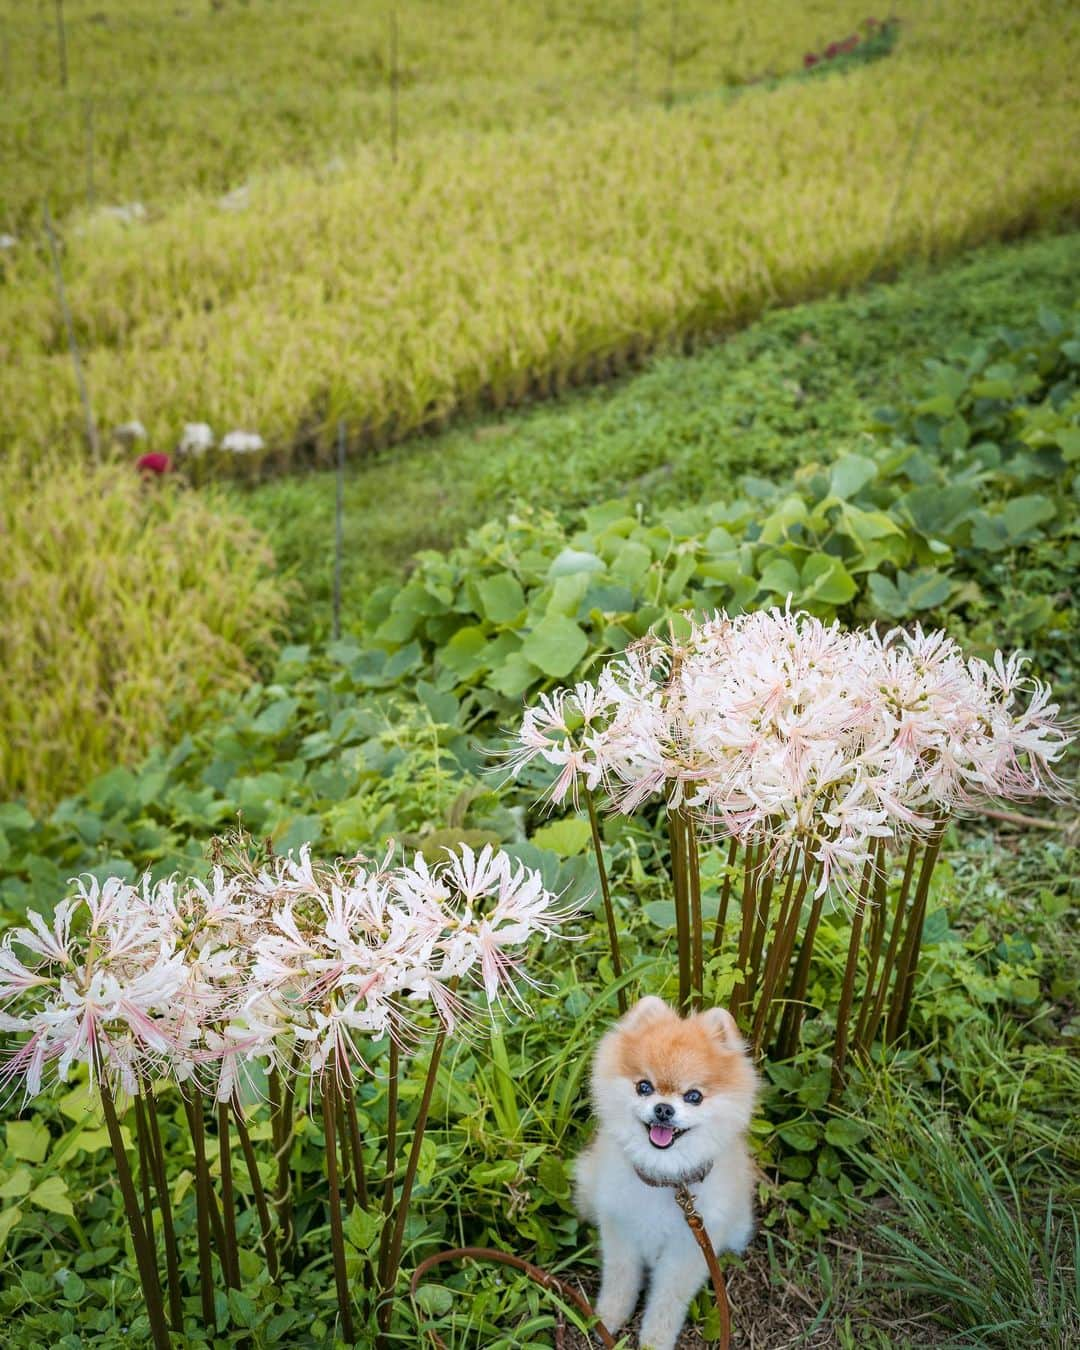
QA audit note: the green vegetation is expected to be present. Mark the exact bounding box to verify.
[0,460,288,809]
[0,243,1076,1344]
[1,3,1078,1336]
[0,0,896,231]
[1,2,1076,464]
[244,232,1080,645]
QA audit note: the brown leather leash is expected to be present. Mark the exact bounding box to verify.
[408,1181,732,1350]
[674,1181,733,1350]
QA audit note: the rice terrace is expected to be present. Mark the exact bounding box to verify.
[0,1,1077,1346]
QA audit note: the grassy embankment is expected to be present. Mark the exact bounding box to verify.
[0,1,1076,464]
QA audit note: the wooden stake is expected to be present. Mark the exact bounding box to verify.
[43,203,99,463]
[333,419,345,641]
[54,0,67,90]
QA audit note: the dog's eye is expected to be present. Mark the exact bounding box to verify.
[683,1089,703,1105]
[635,1080,654,1097]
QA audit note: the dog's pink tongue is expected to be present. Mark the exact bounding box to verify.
[649,1124,675,1148]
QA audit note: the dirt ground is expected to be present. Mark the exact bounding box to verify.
[557,1229,950,1349]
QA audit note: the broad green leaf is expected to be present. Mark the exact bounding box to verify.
[0,1206,23,1253]
[757,558,801,598]
[548,548,605,579]
[609,540,652,587]
[829,454,877,500]
[800,553,857,605]
[250,697,299,737]
[228,1289,257,1329]
[476,573,525,624]
[418,829,501,863]
[346,1204,381,1253]
[838,503,903,544]
[901,568,954,612]
[758,495,809,545]
[777,1121,820,1152]
[70,1126,112,1156]
[0,1167,32,1199]
[531,817,592,857]
[0,804,33,833]
[6,1120,50,1164]
[487,652,540,700]
[29,1175,73,1216]
[1002,494,1056,538]
[866,572,907,619]
[536,1155,570,1199]
[520,615,589,678]
[824,1119,870,1148]
[414,1284,454,1317]
[438,624,491,679]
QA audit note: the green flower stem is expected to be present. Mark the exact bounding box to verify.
[685,812,704,1012]
[829,852,878,1097]
[378,1029,448,1340]
[144,1082,183,1327]
[322,1073,355,1345]
[711,839,738,953]
[729,842,761,1022]
[775,886,827,1059]
[666,804,692,1013]
[183,1093,217,1324]
[750,853,802,1052]
[132,1091,157,1253]
[376,1038,400,1293]
[336,1092,356,1212]
[270,1053,300,1267]
[852,841,890,1054]
[345,1085,369,1212]
[216,1102,240,1289]
[887,824,947,1042]
[231,1098,279,1282]
[856,837,919,1051]
[98,1072,171,1350]
[586,788,626,1014]
[744,857,778,1012]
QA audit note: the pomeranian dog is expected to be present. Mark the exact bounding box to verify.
[574,996,757,1350]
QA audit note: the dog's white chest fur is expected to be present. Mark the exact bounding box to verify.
[577,1132,753,1266]
[572,998,758,1350]
[576,1132,754,1350]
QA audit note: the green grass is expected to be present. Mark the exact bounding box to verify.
[2,2,1075,467]
[0,1,933,232]
[240,231,1080,638]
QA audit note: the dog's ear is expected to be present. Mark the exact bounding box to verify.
[619,995,671,1029]
[700,1006,744,1049]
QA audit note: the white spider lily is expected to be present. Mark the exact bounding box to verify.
[509,609,1073,898]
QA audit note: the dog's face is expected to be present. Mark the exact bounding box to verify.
[591,996,756,1181]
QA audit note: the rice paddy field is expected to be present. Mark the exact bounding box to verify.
[0,2,1077,1347]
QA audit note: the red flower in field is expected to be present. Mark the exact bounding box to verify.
[824,41,840,58]
[839,34,859,52]
[136,452,172,475]
[804,51,820,67]
[866,15,880,29]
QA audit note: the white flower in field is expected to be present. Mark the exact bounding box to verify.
[100,201,146,226]
[0,234,17,250]
[178,421,215,455]
[221,430,265,454]
[508,608,1072,899]
[112,420,147,445]
[217,185,250,212]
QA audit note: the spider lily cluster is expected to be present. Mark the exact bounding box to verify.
[0,840,573,1346]
[509,609,1070,1074]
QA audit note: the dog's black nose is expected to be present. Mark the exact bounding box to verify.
[652,1102,675,1124]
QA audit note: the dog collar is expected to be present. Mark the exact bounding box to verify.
[633,1160,714,1189]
